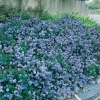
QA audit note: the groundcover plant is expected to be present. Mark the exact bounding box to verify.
[0,15,100,100]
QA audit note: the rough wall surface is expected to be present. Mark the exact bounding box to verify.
[0,0,88,15]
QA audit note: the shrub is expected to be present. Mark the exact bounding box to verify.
[0,4,54,23]
[0,15,6,22]
[0,5,23,22]
[32,0,53,20]
[0,14,100,99]
[52,13,66,20]
[20,11,32,20]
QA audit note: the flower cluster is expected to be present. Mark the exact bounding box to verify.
[0,15,100,100]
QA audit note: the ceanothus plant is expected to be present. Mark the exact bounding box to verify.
[0,15,100,100]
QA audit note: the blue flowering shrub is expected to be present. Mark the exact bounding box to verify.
[0,15,100,100]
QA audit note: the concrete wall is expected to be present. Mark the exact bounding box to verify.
[43,0,88,15]
[0,0,88,15]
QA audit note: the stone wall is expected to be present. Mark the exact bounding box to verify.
[0,0,88,15]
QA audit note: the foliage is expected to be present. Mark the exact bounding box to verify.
[33,0,44,18]
[84,64,100,77]
[88,0,100,9]
[52,13,66,20]
[33,0,65,21]
[70,12,100,28]
[0,14,100,99]
[0,5,26,22]
[0,4,53,23]
[30,0,53,20]
[0,2,66,23]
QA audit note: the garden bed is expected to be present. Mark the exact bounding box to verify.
[0,5,100,100]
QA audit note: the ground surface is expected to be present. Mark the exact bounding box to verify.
[70,83,100,100]
[88,14,100,24]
